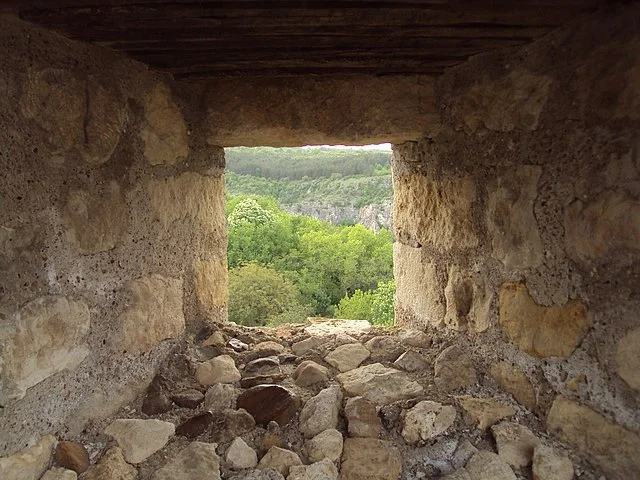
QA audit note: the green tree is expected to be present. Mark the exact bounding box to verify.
[334,280,396,326]
[335,289,374,320]
[228,264,306,327]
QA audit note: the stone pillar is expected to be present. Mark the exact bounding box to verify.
[0,16,227,455]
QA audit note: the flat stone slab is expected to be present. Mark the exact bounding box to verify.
[337,363,424,405]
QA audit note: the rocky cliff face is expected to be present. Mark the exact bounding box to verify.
[284,199,393,232]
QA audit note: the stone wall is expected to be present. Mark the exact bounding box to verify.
[392,5,640,479]
[0,15,228,455]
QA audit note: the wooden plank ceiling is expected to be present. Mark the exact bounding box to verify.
[3,1,608,81]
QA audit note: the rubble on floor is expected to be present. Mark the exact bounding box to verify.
[0,320,600,479]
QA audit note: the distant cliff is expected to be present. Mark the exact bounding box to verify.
[284,199,393,232]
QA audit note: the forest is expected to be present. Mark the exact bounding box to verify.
[226,195,395,327]
[225,147,393,209]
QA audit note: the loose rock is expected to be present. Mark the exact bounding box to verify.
[203,331,226,347]
[399,330,431,348]
[288,459,339,480]
[491,421,540,467]
[176,411,214,438]
[196,355,241,385]
[55,441,89,474]
[434,345,476,391]
[84,447,137,480]
[152,442,221,480]
[227,437,259,470]
[457,396,515,431]
[237,384,298,426]
[464,451,517,480]
[364,336,403,362]
[292,337,328,356]
[0,434,56,480]
[324,343,370,372]
[402,400,457,444]
[258,447,302,476]
[490,362,536,410]
[205,383,237,411]
[340,438,402,480]
[104,418,175,463]
[337,363,424,405]
[305,429,344,463]
[532,445,574,480]
[141,375,172,415]
[221,408,257,440]
[172,389,205,409]
[299,386,342,438]
[345,396,382,438]
[393,350,429,372]
[293,360,330,387]
[42,467,77,480]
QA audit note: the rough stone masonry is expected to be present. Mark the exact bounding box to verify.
[0,2,639,480]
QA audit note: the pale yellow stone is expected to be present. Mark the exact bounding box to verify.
[116,275,185,355]
[393,173,478,250]
[394,243,445,327]
[147,172,225,235]
[104,419,175,464]
[340,438,402,480]
[457,396,515,431]
[63,181,127,254]
[548,396,640,480]
[490,362,536,410]
[139,83,189,165]
[0,296,90,402]
[0,434,56,480]
[84,447,137,480]
[257,447,302,476]
[486,165,544,269]
[616,327,640,390]
[444,265,492,332]
[194,257,228,314]
[499,282,590,358]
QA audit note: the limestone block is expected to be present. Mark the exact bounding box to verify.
[490,362,536,410]
[20,68,85,151]
[81,77,127,165]
[393,350,428,372]
[401,400,457,444]
[104,418,175,464]
[393,173,478,250]
[324,343,370,372]
[84,447,137,480]
[345,396,383,438]
[451,69,553,132]
[486,166,544,269]
[152,442,221,480]
[565,190,640,262]
[299,386,342,439]
[616,327,640,390]
[337,363,424,406]
[292,337,329,355]
[464,451,516,480]
[0,296,90,402]
[532,445,573,480]
[226,437,258,470]
[288,459,338,480]
[434,345,476,391]
[42,468,77,480]
[194,257,229,314]
[0,434,56,480]
[196,355,241,385]
[116,275,184,355]
[394,243,445,327]
[292,360,330,387]
[147,172,225,234]
[443,266,492,332]
[547,396,640,480]
[340,438,402,480]
[457,396,515,431]
[491,421,540,467]
[499,282,590,358]
[257,447,302,476]
[304,429,344,463]
[139,83,189,165]
[63,181,127,254]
